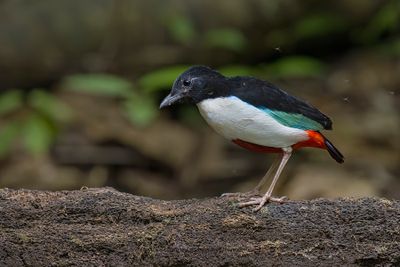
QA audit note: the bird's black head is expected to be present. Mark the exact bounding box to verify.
[159,66,226,108]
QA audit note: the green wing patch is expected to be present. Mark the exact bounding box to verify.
[264,108,324,131]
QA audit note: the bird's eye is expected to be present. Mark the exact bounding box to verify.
[183,80,191,86]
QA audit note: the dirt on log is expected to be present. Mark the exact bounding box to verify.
[0,188,399,266]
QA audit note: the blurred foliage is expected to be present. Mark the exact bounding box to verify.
[22,113,55,154]
[139,65,190,92]
[0,51,352,158]
[0,121,19,157]
[357,0,400,43]
[217,57,325,79]
[167,16,196,45]
[0,90,23,115]
[262,56,326,79]
[378,38,400,56]
[62,73,159,127]
[294,13,348,40]
[0,0,398,161]
[62,74,133,97]
[0,89,70,157]
[123,93,158,127]
[166,14,247,52]
[205,28,247,52]
[29,90,71,122]
[265,13,349,52]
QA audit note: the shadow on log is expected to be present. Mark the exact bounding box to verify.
[0,187,399,266]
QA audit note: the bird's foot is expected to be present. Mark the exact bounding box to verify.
[221,189,261,199]
[238,195,288,212]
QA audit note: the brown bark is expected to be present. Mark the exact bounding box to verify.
[0,188,399,266]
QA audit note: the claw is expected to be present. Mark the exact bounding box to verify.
[238,195,288,211]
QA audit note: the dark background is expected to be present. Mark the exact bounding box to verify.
[0,0,399,200]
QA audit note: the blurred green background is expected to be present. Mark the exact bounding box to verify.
[0,0,399,200]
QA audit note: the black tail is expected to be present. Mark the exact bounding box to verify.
[320,133,344,163]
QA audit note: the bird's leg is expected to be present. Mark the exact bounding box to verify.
[221,155,281,198]
[251,155,281,194]
[239,148,292,211]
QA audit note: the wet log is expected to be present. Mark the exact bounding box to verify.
[0,188,399,266]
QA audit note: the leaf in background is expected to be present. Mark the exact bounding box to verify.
[167,15,196,44]
[123,94,158,127]
[294,14,347,40]
[357,1,400,43]
[377,38,400,56]
[139,65,189,92]
[219,65,254,77]
[0,90,23,115]
[29,89,71,122]
[205,28,246,52]
[0,121,20,158]
[61,73,133,97]
[263,56,326,79]
[22,113,55,154]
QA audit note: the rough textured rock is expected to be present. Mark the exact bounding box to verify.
[0,188,399,266]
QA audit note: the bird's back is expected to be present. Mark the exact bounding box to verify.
[227,77,332,131]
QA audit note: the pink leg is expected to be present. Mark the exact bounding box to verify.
[221,155,281,198]
[239,148,292,211]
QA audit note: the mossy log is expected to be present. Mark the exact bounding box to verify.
[0,188,399,266]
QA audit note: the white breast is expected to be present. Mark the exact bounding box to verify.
[197,96,308,148]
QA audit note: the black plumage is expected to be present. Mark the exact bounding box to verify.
[172,66,332,130]
[227,76,332,130]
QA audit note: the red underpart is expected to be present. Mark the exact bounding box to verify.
[232,130,326,153]
[232,139,283,153]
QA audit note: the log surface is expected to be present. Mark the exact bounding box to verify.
[0,188,399,266]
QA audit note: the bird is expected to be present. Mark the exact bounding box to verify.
[160,66,344,211]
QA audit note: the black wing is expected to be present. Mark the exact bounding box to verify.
[228,77,332,130]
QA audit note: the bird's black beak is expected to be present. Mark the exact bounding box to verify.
[159,93,184,109]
